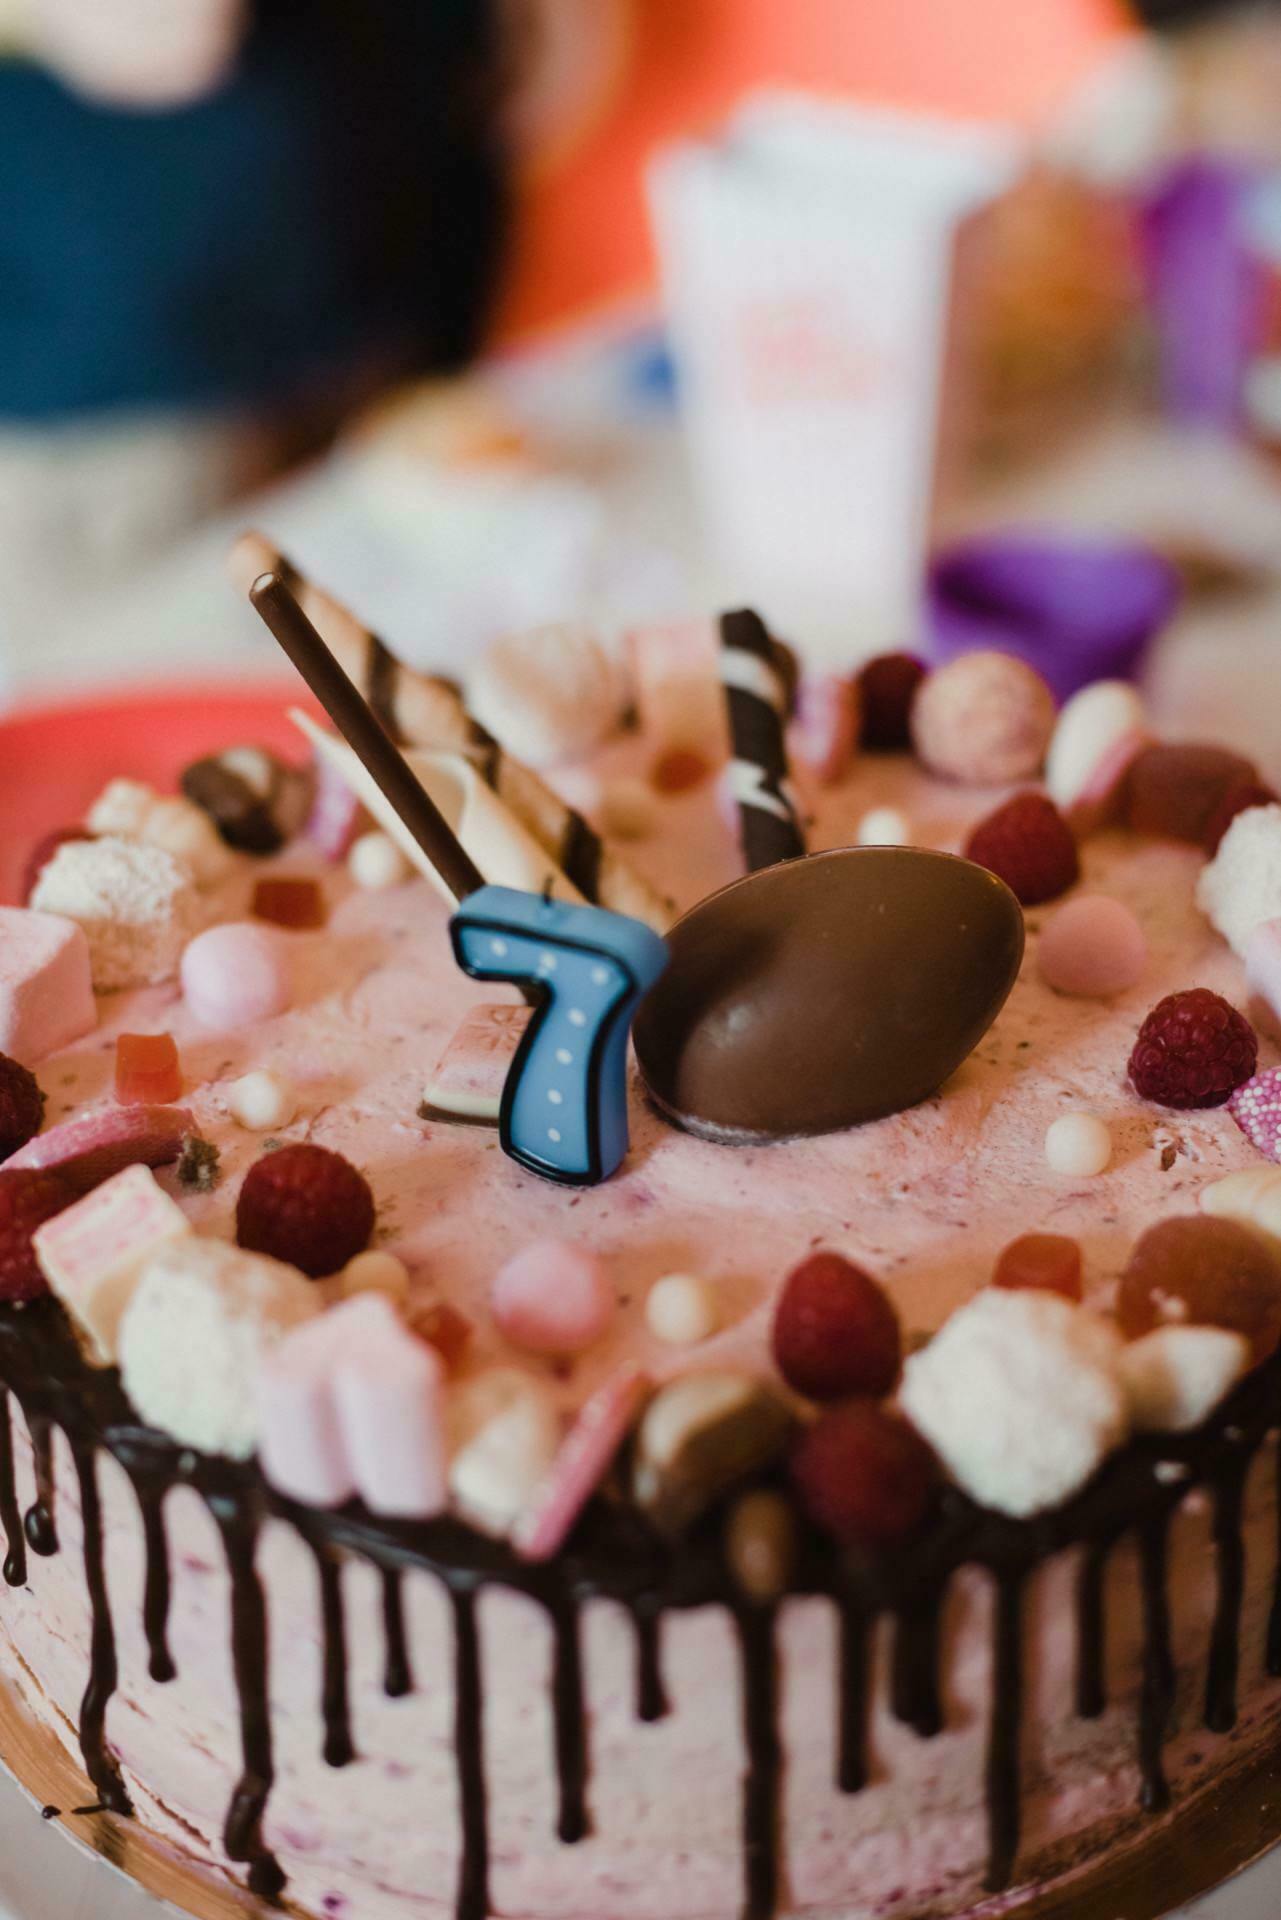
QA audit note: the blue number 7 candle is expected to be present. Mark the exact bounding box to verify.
[450,886,669,1187]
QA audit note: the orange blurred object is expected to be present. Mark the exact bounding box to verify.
[116,1034,183,1106]
[252,878,327,931]
[499,0,1131,339]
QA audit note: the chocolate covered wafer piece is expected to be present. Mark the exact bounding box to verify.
[182,747,313,854]
[228,533,673,932]
[720,608,806,873]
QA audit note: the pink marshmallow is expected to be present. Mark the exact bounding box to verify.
[259,1295,447,1519]
[791,674,859,786]
[1038,895,1148,999]
[258,1311,356,1510]
[491,1240,615,1356]
[513,1365,650,1562]
[1246,918,1281,1041]
[422,1003,531,1124]
[5,1103,196,1194]
[0,907,96,1066]
[180,922,292,1029]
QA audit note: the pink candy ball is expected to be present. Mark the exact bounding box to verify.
[181,922,293,1029]
[911,651,1056,787]
[491,1240,615,1356]
[1037,895,1148,999]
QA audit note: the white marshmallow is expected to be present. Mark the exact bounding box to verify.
[1201,1166,1281,1246]
[119,1237,319,1459]
[466,624,628,769]
[857,806,911,848]
[33,1164,192,1363]
[342,1250,410,1303]
[228,1070,297,1132]
[447,1366,562,1535]
[1119,1326,1249,1432]
[1046,681,1147,810]
[348,830,412,891]
[1198,805,1281,957]
[30,836,200,990]
[87,779,233,887]
[900,1290,1127,1517]
[1045,1112,1112,1176]
[646,1273,719,1346]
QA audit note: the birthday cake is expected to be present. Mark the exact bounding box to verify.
[0,537,1280,1920]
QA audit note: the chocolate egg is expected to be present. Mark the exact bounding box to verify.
[633,847,1024,1141]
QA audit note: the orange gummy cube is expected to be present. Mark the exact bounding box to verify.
[992,1233,1083,1302]
[115,1033,183,1105]
[252,877,326,930]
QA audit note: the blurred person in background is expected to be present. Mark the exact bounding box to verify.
[0,0,512,640]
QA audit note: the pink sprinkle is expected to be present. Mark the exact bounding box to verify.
[513,1365,650,1562]
[491,1240,614,1355]
[1230,1067,1281,1163]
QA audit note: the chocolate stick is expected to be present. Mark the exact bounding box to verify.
[228,533,674,933]
[249,572,487,904]
[720,609,807,873]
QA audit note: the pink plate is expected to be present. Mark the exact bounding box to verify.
[0,680,320,905]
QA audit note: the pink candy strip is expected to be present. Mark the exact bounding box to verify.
[5,1105,196,1194]
[512,1364,650,1563]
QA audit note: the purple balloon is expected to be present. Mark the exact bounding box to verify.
[925,534,1181,703]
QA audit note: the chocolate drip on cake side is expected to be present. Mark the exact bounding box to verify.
[25,1412,58,1556]
[381,1566,413,1698]
[71,1442,132,1816]
[0,1392,26,1589]
[133,1477,176,1684]
[1,1300,1281,1920]
[209,1493,285,1901]
[314,1546,355,1770]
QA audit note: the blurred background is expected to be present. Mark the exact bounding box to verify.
[3,0,1281,766]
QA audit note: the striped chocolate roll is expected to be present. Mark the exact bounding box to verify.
[720,609,807,872]
[228,533,674,933]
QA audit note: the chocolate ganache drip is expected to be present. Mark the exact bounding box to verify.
[1,1298,1281,1920]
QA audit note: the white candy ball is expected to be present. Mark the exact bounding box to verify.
[228,1069,297,1132]
[646,1273,719,1346]
[342,1250,410,1303]
[857,807,911,848]
[1045,1112,1112,1176]
[349,830,411,891]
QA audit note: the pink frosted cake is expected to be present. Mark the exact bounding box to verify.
[1,550,1281,1920]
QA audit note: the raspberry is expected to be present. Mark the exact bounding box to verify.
[964,792,1080,906]
[236,1143,374,1278]
[857,653,927,751]
[992,1233,1083,1301]
[1203,781,1280,857]
[791,1402,936,1547]
[772,1251,901,1401]
[22,826,92,904]
[1118,1215,1281,1363]
[0,1054,44,1163]
[1128,988,1257,1109]
[0,1169,75,1303]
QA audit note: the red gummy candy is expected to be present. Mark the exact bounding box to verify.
[992,1233,1083,1302]
[1125,743,1259,845]
[651,748,712,795]
[115,1034,183,1106]
[1118,1215,1281,1363]
[252,877,327,930]
[413,1301,473,1373]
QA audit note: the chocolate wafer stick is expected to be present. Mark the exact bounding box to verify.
[229,532,673,933]
[720,609,807,873]
[249,572,486,904]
